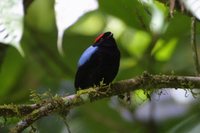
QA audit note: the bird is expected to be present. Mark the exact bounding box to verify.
[74,31,120,91]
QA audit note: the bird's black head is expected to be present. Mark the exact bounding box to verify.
[94,32,116,47]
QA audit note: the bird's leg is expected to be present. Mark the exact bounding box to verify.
[96,83,112,97]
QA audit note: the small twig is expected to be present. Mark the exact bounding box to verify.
[62,117,71,133]
[191,16,200,75]
[170,0,175,17]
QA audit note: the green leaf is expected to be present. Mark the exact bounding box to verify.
[98,0,151,30]
[169,114,200,133]
[0,47,24,98]
[154,38,177,61]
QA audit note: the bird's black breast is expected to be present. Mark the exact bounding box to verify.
[75,45,120,90]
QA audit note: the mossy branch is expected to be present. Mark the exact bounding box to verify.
[1,73,200,132]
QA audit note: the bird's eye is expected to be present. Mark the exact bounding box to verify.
[100,38,104,41]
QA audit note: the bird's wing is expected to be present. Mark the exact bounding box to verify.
[78,45,98,67]
[75,46,103,89]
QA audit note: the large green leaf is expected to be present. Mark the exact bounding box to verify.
[98,0,151,30]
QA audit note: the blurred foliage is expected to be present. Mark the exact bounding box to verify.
[0,0,200,133]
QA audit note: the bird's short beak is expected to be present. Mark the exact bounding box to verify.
[108,33,113,38]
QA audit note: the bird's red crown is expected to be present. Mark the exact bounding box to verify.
[94,32,113,43]
[94,33,104,43]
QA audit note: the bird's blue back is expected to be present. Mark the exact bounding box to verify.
[78,45,98,67]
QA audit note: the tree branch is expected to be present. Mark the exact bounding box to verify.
[0,104,40,117]
[3,73,200,132]
[191,16,200,75]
